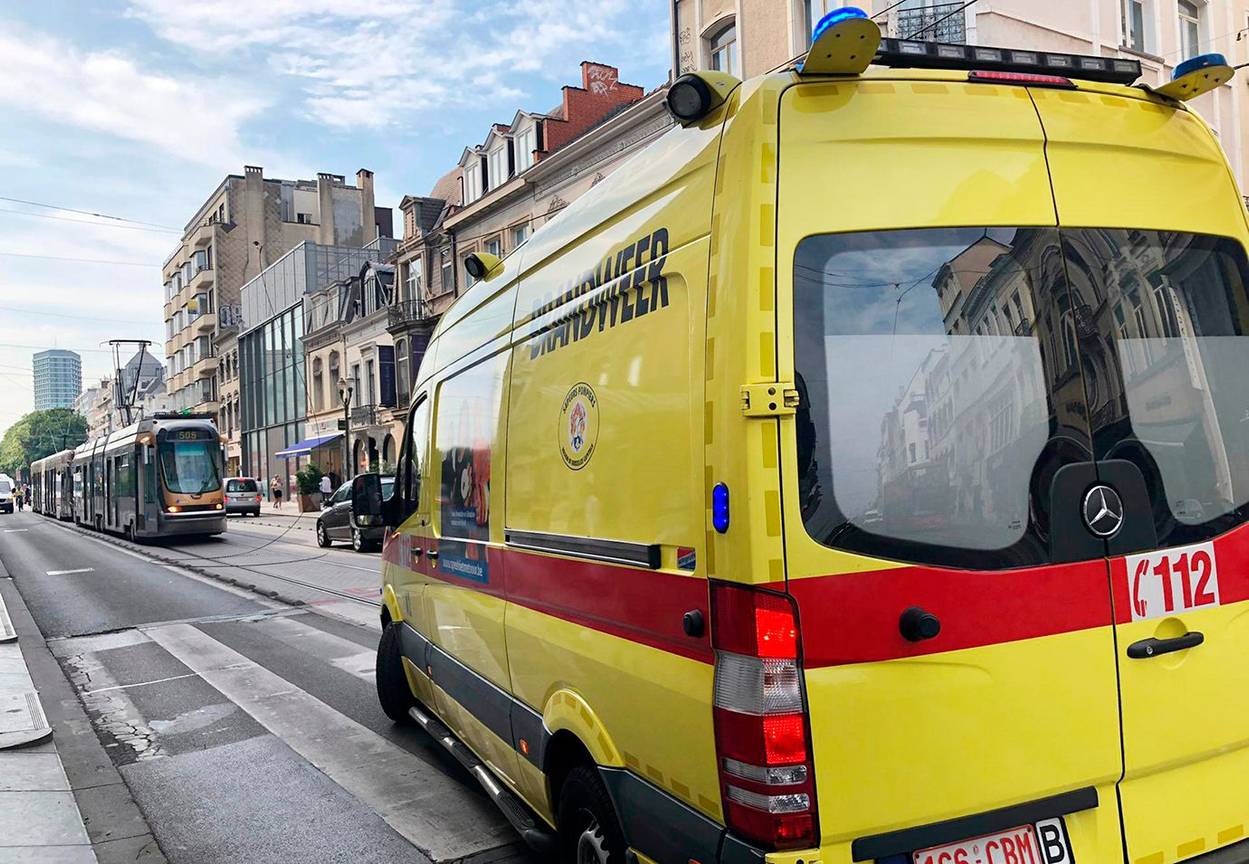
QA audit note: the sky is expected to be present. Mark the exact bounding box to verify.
[0,0,671,438]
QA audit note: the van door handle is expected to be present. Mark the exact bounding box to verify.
[1127,632,1204,659]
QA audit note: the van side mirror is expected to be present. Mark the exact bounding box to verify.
[351,474,383,528]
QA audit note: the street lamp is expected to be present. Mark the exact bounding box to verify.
[338,378,353,480]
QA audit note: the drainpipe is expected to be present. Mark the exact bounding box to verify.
[671,0,681,80]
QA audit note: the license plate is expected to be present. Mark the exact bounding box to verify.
[913,818,1073,864]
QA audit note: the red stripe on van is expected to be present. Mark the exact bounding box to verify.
[506,548,714,664]
[783,560,1114,667]
[381,532,713,663]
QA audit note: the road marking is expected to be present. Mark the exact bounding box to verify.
[144,622,514,861]
[81,673,199,696]
[45,568,94,576]
[3,528,28,533]
[252,615,376,683]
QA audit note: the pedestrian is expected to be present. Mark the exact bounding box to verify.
[15,485,23,512]
[318,473,332,504]
[271,476,283,510]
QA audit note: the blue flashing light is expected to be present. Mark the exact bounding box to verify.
[1174,53,1227,81]
[712,482,730,534]
[812,6,868,43]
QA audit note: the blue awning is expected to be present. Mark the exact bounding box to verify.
[274,433,342,458]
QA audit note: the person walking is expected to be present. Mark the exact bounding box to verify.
[318,472,332,505]
[14,484,23,512]
[271,476,283,510]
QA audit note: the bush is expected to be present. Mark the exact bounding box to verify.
[295,463,324,496]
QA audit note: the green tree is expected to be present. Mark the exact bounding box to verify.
[0,409,89,478]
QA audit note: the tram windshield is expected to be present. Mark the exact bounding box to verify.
[160,440,222,494]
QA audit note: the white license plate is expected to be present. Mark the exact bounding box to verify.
[913,818,1073,864]
[1126,541,1220,621]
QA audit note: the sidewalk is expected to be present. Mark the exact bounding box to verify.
[0,584,97,862]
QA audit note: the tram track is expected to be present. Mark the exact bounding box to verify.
[40,515,382,611]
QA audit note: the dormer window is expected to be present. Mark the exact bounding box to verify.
[488,145,509,190]
[463,160,483,204]
[514,125,537,172]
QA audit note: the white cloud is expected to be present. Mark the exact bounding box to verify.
[127,0,661,129]
[0,28,268,168]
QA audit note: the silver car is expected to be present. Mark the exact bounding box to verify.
[224,477,262,517]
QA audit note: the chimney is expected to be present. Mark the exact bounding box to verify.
[316,172,337,245]
[356,169,377,242]
[581,61,620,94]
[243,166,267,263]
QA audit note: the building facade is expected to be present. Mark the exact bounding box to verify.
[162,165,392,461]
[238,238,396,498]
[672,0,1249,189]
[389,62,662,408]
[32,349,81,410]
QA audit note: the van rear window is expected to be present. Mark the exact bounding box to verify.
[795,227,1062,569]
[794,227,1249,568]
[227,479,258,493]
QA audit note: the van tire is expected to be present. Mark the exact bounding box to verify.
[376,622,414,724]
[556,764,626,864]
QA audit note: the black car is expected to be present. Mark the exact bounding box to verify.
[316,477,393,552]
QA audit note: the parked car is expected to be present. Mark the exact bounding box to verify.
[317,477,393,551]
[0,476,13,514]
[224,477,262,517]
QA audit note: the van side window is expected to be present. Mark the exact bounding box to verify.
[403,398,430,513]
[433,353,507,581]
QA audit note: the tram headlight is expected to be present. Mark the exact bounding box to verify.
[167,505,182,513]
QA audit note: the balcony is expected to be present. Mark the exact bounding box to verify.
[218,304,243,333]
[895,2,966,42]
[195,311,217,333]
[388,299,436,330]
[192,221,216,249]
[350,403,378,428]
[188,264,213,292]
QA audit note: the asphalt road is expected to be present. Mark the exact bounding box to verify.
[0,510,531,864]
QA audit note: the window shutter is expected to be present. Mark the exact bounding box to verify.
[378,345,396,408]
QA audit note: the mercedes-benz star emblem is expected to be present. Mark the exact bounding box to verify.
[1082,485,1124,537]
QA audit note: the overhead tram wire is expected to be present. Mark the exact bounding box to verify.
[0,208,181,234]
[0,251,159,268]
[0,196,180,231]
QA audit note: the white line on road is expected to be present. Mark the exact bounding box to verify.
[45,568,94,576]
[81,672,199,696]
[144,623,514,861]
[3,529,28,533]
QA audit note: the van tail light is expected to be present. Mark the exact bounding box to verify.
[255,495,262,502]
[711,582,818,850]
[967,70,1075,88]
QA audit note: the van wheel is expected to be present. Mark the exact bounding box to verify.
[557,765,626,864]
[376,622,414,723]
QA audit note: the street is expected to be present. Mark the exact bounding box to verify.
[0,510,530,864]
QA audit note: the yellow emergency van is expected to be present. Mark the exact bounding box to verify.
[354,10,1249,864]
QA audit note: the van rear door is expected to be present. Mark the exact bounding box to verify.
[775,78,1124,861]
[1032,86,1249,863]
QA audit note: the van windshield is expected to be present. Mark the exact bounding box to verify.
[794,227,1249,568]
[0,480,10,495]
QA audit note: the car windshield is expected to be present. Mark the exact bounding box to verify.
[226,479,258,493]
[794,227,1249,568]
[160,440,221,494]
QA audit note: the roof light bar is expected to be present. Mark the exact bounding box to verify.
[873,38,1142,85]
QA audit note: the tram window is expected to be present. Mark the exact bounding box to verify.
[160,438,222,494]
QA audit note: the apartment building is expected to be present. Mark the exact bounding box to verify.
[672,0,1249,188]
[162,165,392,462]
[32,349,81,410]
[389,62,661,393]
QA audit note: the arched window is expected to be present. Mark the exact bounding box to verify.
[328,351,340,395]
[708,21,739,77]
[312,356,324,413]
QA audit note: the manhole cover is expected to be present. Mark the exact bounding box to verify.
[0,691,52,748]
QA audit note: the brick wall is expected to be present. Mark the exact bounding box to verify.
[540,62,645,157]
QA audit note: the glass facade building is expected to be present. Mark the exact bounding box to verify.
[33,349,82,410]
[240,306,305,496]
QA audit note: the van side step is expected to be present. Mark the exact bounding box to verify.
[408,704,557,856]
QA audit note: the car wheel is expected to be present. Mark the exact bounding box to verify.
[351,527,365,552]
[376,622,414,723]
[557,764,626,864]
[316,521,332,548]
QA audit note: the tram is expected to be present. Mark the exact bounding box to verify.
[32,413,226,540]
[30,449,75,519]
